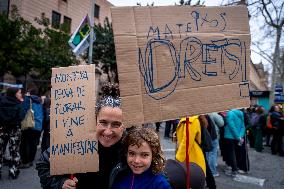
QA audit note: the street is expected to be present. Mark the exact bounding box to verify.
[1,124,284,189]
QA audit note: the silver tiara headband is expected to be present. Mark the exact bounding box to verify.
[96,95,121,113]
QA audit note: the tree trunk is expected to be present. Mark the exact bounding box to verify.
[269,28,282,106]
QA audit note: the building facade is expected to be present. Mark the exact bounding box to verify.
[0,0,113,95]
[249,62,270,110]
[1,0,113,33]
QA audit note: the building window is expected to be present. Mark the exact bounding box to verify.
[63,16,72,33]
[0,0,9,15]
[94,4,100,18]
[52,11,61,29]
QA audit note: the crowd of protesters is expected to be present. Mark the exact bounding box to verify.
[158,104,283,189]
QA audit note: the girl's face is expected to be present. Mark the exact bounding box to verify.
[96,107,124,147]
[127,141,152,175]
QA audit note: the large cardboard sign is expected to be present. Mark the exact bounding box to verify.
[111,6,251,125]
[50,65,98,175]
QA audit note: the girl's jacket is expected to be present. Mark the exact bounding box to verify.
[110,164,172,189]
[175,116,206,176]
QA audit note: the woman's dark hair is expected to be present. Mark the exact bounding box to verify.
[256,106,265,114]
[198,115,208,128]
[28,88,39,96]
[43,97,51,109]
[96,83,121,115]
[6,87,20,98]
[269,105,279,112]
[122,127,165,175]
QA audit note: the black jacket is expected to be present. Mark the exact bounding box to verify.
[0,95,24,129]
[205,115,217,141]
[271,111,283,128]
[109,162,128,189]
[36,141,123,189]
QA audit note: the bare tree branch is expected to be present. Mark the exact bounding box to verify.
[252,41,274,60]
[247,0,259,6]
[261,0,278,27]
[260,6,275,27]
[280,16,284,28]
[270,0,279,23]
[221,0,240,6]
[251,49,273,64]
[279,3,284,21]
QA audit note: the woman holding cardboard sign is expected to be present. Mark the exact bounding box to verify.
[36,83,125,189]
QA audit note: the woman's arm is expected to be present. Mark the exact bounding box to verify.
[36,148,69,189]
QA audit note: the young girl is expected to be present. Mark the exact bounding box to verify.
[111,127,172,189]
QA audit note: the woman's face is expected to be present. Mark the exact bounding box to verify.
[15,89,23,102]
[96,107,124,147]
[274,105,280,112]
[127,141,152,175]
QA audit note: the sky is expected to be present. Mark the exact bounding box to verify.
[107,0,273,71]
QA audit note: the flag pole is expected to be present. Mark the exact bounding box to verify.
[88,0,95,64]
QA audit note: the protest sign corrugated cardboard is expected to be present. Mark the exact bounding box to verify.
[111,5,251,126]
[50,65,98,175]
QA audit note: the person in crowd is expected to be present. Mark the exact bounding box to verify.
[164,120,178,139]
[175,116,206,184]
[270,105,284,156]
[247,105,258,148]
[217,112,227,163]
[252,106,266,152]
[265,106,274,146]
[20,88,43,168]
[111,127,172,189]
[0,87,25,179]
[41,97,51,153]
[36,83,125,189]
[155,122,160,132]
[234,109,250,174]
[224,109,246,176]
[198,115,216,189]
[207,112,224,177]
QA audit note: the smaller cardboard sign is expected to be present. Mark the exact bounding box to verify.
[50,65,98,175]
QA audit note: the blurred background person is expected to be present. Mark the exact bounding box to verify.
[270,105,284,156]
[41,97,50,153]
[252,106,266,152]
[20,88,43,168]
[0,87,25,179]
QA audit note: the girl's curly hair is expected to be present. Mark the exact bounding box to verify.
[122,127,165,175]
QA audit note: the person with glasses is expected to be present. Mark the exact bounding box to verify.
[36,83,125,189]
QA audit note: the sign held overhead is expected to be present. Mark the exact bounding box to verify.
[111,5,251,126]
